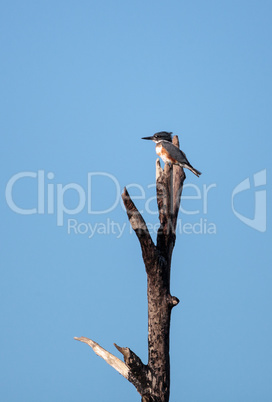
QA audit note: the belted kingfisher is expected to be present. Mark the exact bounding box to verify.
[142,131,201,177]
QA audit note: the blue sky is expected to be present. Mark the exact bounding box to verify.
[1,1,271,401]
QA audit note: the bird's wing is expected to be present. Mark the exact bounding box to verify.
[161,141,189,164]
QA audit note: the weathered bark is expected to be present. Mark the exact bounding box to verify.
[75,136,185,401]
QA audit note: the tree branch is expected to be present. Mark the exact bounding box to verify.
[122,187,157,271]
[74,337,129,378]
[75,336,156,398]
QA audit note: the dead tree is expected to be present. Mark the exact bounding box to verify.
[75,136,185,401]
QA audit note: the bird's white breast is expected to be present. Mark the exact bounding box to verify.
[155,143,168,163]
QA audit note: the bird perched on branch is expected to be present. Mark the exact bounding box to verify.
[142,131,201,177]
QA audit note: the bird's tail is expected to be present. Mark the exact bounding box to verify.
[183,163,202,177]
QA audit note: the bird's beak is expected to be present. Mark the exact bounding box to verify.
[141,136,154,140]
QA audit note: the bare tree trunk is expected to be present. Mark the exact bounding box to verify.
[75,136,185,402]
